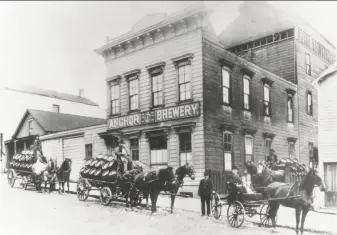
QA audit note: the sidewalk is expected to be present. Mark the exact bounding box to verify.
[64,180,336,234]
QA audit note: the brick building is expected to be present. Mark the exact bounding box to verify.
[219,1,336,167]
[90,3,335,195]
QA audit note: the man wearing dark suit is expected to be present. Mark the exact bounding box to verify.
[198,170,213,217]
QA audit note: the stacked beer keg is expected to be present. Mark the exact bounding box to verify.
[80,154,118,182]
[9,150,36,172]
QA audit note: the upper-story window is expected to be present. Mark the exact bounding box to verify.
[152,73,163,107]
[223,131,233,171]
[172,54,194,103]
[243,75,252,111]
[288,140,296,158]
[222,67,231,105]
[305,53,311,75]
[178,64,191,102]
[307,91,313,116]
[263,84,271,116]
[128,76,139,111]
[245,134,253,162]
[110,84,120,115]
[52,104,60,113]
[287,94,294,123]
[28,120,33,136]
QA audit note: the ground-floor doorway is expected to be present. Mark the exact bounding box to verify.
[324,162,337,207]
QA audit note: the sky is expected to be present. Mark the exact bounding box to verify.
[0,1,337,140]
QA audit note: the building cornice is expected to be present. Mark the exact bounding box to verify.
[95,5,208,58]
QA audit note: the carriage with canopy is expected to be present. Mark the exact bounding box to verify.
[210,158,308,228]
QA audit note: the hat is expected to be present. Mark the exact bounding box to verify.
[270,149,275,152]
[232,166,238,170]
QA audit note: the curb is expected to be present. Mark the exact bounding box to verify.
[251,222,335,235]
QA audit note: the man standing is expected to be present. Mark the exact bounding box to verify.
[198,170,213,217]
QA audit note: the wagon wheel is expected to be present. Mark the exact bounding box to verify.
[227,201,245,228]
[7,169,16,187]
[77,179,90,201]
[211,192,222,219]
[260,204,277,228]
[21,176,28,190]
[100,187,112,206]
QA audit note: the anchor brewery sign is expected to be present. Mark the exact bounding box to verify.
[107,102,200,130]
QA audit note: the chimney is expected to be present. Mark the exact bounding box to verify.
[79,89,84,97]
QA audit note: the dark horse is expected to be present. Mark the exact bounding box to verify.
[169,163,196,213]
[264,169,326,235]
[56,158,72,193]
[133,166,175,213]
[245,161,285,193]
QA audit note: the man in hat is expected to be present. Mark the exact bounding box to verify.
[267,149,278,168]
[198,170,213,217]
[227,166,245,201]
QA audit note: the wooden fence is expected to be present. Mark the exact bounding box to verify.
[209,170,229,195]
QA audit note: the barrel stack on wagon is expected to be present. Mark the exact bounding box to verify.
[7,149,46,190]
[77,153,145,206]
[272,158,307,183]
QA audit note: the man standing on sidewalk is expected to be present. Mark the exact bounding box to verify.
[198,170,213,217]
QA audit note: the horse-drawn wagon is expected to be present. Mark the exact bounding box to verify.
[7,149,47,191]
[76,153,145,207]
[7,148,72,193]
[210,158,325,232]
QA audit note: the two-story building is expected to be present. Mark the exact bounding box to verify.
[312,63,337,208]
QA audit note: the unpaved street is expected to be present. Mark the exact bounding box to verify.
[0,175,327,235]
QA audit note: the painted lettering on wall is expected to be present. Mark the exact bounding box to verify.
[107,102,200,130]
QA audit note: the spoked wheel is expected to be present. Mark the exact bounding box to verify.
[21,176,28,190]
[227,201,245,228]
[100,187,112,206]
[211,192,222,219]
[77,179,90,201]
[260,204,277,228]
[7,169,16,187]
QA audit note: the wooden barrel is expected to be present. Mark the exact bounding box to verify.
[85,159,94,167]
[94,160,105,169]
[101,170,110,181]
[94,169,102,181]
[90,159,98,167]
[102,162,109,170]
[107,170,117,182]
[79,167,87,177]
[89,168,96,178]
[83,168,91,178]
[96,154,104,161]
[107,155,115,162]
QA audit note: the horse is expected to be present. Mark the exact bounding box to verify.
[168,163,196,213]
[56,158,72,193]
[245,161,285,193]
[133,166,175,213]
[264,168,326,235]
[40,158,58,193]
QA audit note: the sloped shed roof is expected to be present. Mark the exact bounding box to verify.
[12,109,106,139]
